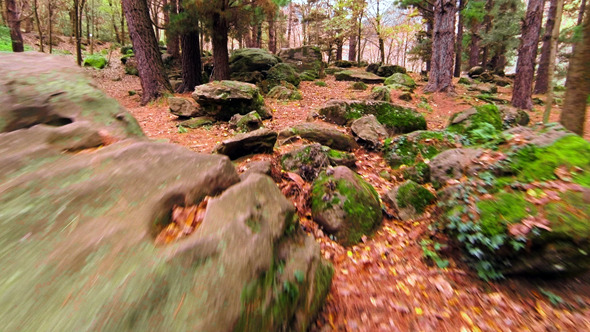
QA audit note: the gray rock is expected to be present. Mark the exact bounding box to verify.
[168,97,201,118]
[278,46,324,76]
[240,160,272,180]
[429,148,483,187]
[334,70,385,84]
[467,66,484,78]
[278,123,358,151]
[384,73,416,90]
[383,180,435,221]
[178,116,215,129]
[192,80,266,121]
[376,64,406,77]
[213,128,277,160]
[351,115,387,149]
[497,105,529,129]
[229,48,281,75]
[367,86,391,102]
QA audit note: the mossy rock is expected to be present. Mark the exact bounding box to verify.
[314,80,328,87]
[120,45,134,55]
[277,46,323,78]
[178,116,215,129]
[384,180,435,220]
[384,73,416,90]
[324,67,340,75]
[213,128,277,160]
[229,48,281,74]
[365,63,381,74]
[300,71,318,81]
[280,144,355,181]
[265,63,301,91]
[334,60,354,68]
[402,162,431,184]
[192,80,267,121]
[458,77,471,85]
[267,86,302,100]
[318,100,426,134]
[376,65,406,77]
[278,123,358,151]
[83,54,107,69]
[367,86,391,102]
[311,166,382,246]
[229,111,262,132]
[382,130,458,168]
[335,70,384,84]
[351,81,368,90]
[447,104,503,144]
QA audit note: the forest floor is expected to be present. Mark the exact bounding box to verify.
[27,37,590,331]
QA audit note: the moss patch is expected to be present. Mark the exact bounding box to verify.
[383,131,456,168]
[477,191,536,237]
[510,135,590,187]
[447,104,503,144]
[396,181,435,214]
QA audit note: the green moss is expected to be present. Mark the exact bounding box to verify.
[0,25,32,52]
[351,82,368,90]
[300,71,318,81]
[266,63,301,90]
[383,131,456,168]
[543,191,590,240]
[384,73,416,89]
[83,54,107,69]
[476,191,536,237]
[448,104,503,144]
[510,135,590,186]
[402,162,430,184]
[314,80,327,87]
[396,181,435,214]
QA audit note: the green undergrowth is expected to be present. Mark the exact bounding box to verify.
[0,25,32,52]
[448,104,503,145]
[383,131,457,168]
[397,181,435,214]
[509,135,590,187]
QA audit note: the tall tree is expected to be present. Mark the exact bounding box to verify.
[454,0,465,77]
[122,0,172,104]
[511,0,545,110]
[424,0,456,93]
[534,0,559,94]
[560,2,590,135]
[541,0,563,122]
[175,2,202,92]
[164,0,180,58]
[33,0,44,52]
[5,0,24,52]
[463,0,485,68]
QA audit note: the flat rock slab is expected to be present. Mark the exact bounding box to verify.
[351,115,388,149]
[279,122,358,151]
[213,128,278,160]
[168,96,202,118]
[192,80,267,121]
[335,70,385,84]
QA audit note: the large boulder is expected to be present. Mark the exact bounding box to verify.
[383,180,435,221]
[278,46,324,77]
[429,148,484,187]
[447,104,504,144]
[213,128,278,160]
[263,62,301,92]
[192,80,268,121]
[278,123,358,151]
[267,85,302,100]
[0,53,332,331]
[467,66,485,78]
[311,166,383,246]
[439,128,590,278]
[229,48,281,78]
[280,144,356,181]
[334,70,385,84]
[229,111,263,132]
[384,73,416,91]
[350,115,388,149]
[376,64,406,77]
[383,130,459,168]
[318,100,426,134]
[168,96,201,118]
[367,86,391,102]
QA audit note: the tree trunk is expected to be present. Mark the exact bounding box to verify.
[122,0,172,105]
[425,20,433,71]
[424,0,456,93]
[570,0,586,68]
[74,0,83,65]
[178,29,202,92]
[534,0,558,94]
[5,0,24,52]
[212,8,230,81]
[348,35,357,62]
[560,2,590,135]
[268,15,276,53]
[287,3,293,48]
[542,0,564,123]
[33,0,43,52]
[48,1,53,54]
[336,38,343,61]
[480,0,493,68]
[511,0,545,110]
[468,23,480,68]
[379,37,385,64]
[165,0,180,58]
[120,1,126,44]
[454,0,464,77]
[357,13,362,64]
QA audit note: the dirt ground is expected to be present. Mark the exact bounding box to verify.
[38,38,590,331]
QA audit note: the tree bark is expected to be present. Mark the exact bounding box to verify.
[468,22,480,68]
[48,1,53,54]
[336,38,343,61]
[164,0,180,58]
[454,0,464,77]
[5,0,24,52]
[178,29,202,92]
[287,3,293,48]
[122,0,172,105]
[480,0,493,68]
[268,15,276,53]
[348,35,357,62]
[542,0,564,123]
[120,1,126,44]
[211,7,230,80]
[33,0,44,52]
[511,0,545,110]
[560,2,590,135]
[424,0,456,93]
[534,0,558,94]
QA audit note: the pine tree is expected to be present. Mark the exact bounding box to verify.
[560,3,590,135]
[122,0,172,104]
[424,0,456,93]
[5,0,24,52]
[511,0,545,110]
